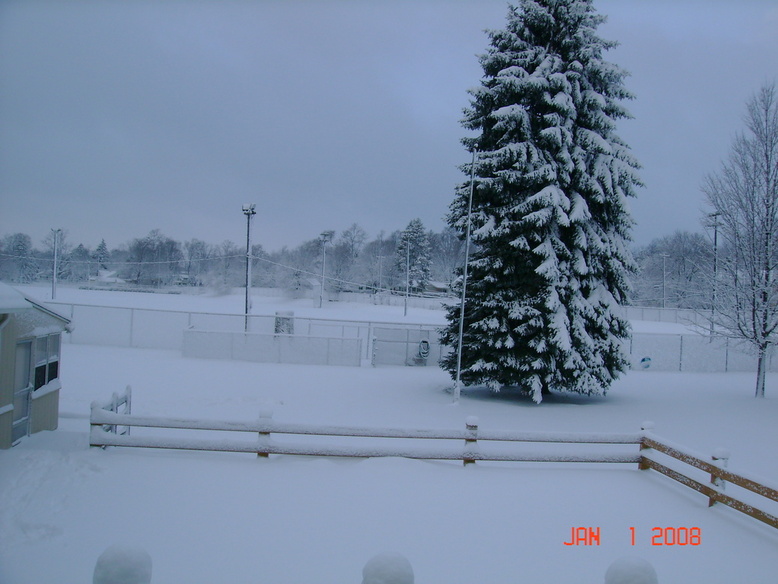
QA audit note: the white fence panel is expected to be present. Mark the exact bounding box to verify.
[680,336,728,373]
[53,301,777,373]
[182,330,362,367]
[372,326,449,367]
[630,334,682,371]
[130,309,189,349]
[69,305,133,347]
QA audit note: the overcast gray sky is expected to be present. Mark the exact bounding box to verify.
[2,0,777,252]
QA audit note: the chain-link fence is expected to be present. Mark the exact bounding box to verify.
[50,301,775,372]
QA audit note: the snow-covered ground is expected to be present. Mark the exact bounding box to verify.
[1,285,777,583]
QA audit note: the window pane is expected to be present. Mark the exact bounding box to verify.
[48,361,59,381]
[35,337,48,364]
[35,365,47,390]
[49,334,60,360]
[14,342,31,391]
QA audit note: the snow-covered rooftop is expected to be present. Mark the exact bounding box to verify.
[0,281,33,313]
[0,281,70,323]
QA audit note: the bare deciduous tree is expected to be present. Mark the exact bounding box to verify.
[704,83,778,398]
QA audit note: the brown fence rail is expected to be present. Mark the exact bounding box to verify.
[638,423,778,529]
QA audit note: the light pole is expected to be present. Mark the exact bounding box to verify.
[377,255,384,293]
[318,230,334,308]
[660,253,669,309]
[454,148,478,403]
[51,228,62,300]
[242,204,256,332]
[404,239,410,317]
[708,212,721,339]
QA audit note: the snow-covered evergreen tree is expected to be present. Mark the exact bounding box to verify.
[395,218,431,293]
[441,0,640,402]
[93,239,110,270]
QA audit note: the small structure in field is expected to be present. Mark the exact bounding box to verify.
[0,282,71,448]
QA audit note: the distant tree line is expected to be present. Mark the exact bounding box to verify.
[0,220,466,296]
[1,220,724,307]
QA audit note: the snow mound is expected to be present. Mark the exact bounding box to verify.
[604,556,658,584]
[93,545,152,584]
[362,552,414,584]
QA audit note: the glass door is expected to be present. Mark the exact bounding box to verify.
[12,341,32,445]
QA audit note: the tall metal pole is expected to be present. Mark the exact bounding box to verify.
[318,231,334,308]
[709,212,720,339]
[404,240,410,317]
[242,204,256,332]
[660,253,668,309]
[454,149,477,403]
[377,255,383,292]
[51,228,61,300]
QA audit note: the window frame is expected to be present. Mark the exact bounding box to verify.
[33,333,61,391]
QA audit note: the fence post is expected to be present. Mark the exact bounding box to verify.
[709,448,730,507]
[110,391,119,434]
[679,336,684,372]
[464,416,479,466]
[257,409,273,458]
[638,421,655,470]
[124,385,132,436]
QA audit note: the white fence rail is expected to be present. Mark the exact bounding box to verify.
[89,397,778,530]
[90,408,642,464]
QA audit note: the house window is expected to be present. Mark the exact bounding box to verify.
[33,334,60,390]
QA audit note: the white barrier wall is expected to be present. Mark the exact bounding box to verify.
[182,330,362,367]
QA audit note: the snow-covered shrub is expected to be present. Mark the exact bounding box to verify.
[93,545,152,584]
[604,556,658,584]
[362,552,414,584]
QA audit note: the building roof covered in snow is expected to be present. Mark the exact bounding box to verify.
[0,281,70,324]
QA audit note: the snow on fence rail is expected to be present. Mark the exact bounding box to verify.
[89,391,778,530]
[90,385,132,437]
[637,422,778,529]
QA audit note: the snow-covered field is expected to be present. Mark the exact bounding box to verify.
[1,285,777,583]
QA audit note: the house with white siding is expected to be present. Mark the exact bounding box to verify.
[0,282,71,448]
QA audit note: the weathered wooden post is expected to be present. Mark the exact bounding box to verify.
[257,409,273,458]
[709,448,730,507]
[638,421,655,470]
[464,416,479,466]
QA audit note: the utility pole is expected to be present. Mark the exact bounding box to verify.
[404,241,410,317]
[660,253,669,309]
[51,228,62,300]
[709,212,720,340]
[318,231,334,308]
[242,204,256,332]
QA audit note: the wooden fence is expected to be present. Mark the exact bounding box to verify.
[89,392,778,530]
[638,422,778,529]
